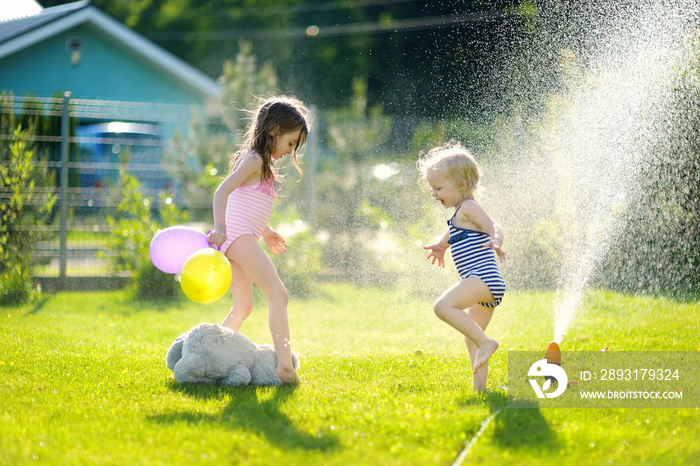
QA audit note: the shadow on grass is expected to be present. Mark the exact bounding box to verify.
[460,390,561,452]
[27,294,51,315]
[149,381,339,452]
[122,294,184,312]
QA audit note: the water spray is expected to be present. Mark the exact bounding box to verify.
[501,1,700,344]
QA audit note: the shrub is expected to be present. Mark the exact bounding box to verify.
[100,170,189,300]
[0,110,56,305]
[135,261,182,300]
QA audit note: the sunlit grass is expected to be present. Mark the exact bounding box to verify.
[1,284,698,465]
[32,264,114,277]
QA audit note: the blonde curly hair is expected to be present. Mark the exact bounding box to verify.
[417,141,482,199]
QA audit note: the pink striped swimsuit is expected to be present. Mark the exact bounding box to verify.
[220,177,277,255]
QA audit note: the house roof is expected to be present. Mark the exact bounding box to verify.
[0,1,220,99]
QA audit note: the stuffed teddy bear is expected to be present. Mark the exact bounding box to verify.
[165,323,299,386]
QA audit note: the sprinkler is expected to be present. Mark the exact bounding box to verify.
[545,341,561,383]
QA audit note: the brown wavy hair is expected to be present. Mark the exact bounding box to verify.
[229,96,310,184]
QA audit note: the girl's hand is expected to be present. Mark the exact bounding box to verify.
[483,241,506,263]
[207,229,227,250]
[424,243,448,268]
[262,227,288,255]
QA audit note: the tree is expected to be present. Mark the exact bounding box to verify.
[164,40,279,218]
[41,0,527,116]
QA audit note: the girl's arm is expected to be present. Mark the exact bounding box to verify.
[424,229,451,268]
[488,221,506,262]
[207,154,261,248]
[262,225,288,255]
[460,201,506,262]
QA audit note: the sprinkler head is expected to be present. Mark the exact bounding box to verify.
[545,341,561,365]
[545,341,561,383]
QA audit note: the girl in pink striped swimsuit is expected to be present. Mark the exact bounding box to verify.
[207,97,309,384]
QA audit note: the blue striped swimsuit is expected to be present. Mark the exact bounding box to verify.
[447,207,506,308]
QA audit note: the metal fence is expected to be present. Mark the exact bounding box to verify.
[1,93,216,289]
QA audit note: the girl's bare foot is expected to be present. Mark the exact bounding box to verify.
[472,339,499,374]
[276,364,301,384]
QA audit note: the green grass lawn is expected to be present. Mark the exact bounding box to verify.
[1,284,698,465]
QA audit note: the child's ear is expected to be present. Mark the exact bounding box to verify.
[269,125,280,137]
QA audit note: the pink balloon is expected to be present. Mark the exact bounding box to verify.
[149,226,210,274]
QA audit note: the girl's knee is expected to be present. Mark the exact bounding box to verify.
[231,304,253,319]
[433,300,449,320]
[267,284,288,306]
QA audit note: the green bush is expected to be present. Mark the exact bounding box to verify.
[0,264,32,306]
[100,169,189,300]
[0,101,56,305]
[135,261,182,300]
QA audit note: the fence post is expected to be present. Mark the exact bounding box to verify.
[305,105,318,224]
[58,92,71,286]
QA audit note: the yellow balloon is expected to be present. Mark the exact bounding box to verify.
[180,248,232,303]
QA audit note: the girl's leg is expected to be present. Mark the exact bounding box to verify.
[220,258,254,332]
[226,235,300,384]
[433,278,499,375]
[464,304,495,391]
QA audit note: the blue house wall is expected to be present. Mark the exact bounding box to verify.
[0,24,205,105]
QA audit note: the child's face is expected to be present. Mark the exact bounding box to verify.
[270,128,303,161]
[426,169,462,209]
